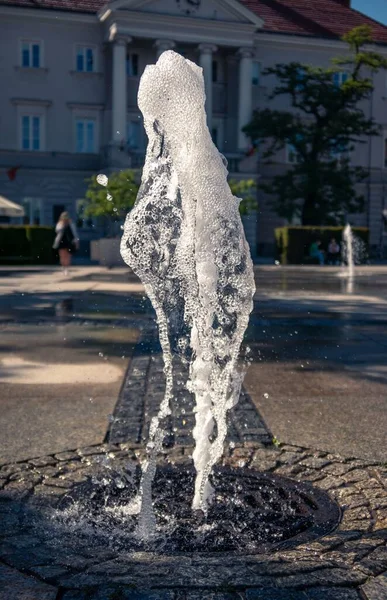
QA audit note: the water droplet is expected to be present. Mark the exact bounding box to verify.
[97,174,108,186]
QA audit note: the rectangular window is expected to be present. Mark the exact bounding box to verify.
[286,143,299,164]
[76,119,95,153]
[76,46,95,72]
[212,60,218,83]
[252,61,260,86]
[21,41,41,68]
[21,115,41,151]
[22,198,42,226]
[127,54,139,77]
[295,67,306,91]
[330,140,347,166]
[333,72,348,87]
[127,120,140,148]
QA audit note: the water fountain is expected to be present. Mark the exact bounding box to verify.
[120,50,255,531]
[44,51,340,556]
[342,224,355,279]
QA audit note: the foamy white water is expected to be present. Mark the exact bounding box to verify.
[120,51,255,529]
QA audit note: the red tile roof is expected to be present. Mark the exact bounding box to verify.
[1,0,387,44]
[240,0,387,42]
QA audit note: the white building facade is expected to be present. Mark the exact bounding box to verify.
[1,0,387,256]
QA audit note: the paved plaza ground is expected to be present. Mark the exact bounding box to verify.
[0,265,386,599]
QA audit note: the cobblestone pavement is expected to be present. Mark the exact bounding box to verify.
[0,267,386,599]
[0,440,386,599]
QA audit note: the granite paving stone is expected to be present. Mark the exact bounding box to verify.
[0,563,58,600]
[361,571,387,600]
[0,441,384,597]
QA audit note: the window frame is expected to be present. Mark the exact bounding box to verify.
[74,118,97,154]
[75,44,97,73]
[20,39,43,69]
[211,118,224,151]
[252,61,261,86]
[126,53,139,77]
[22,197,43,225]
[127,119,141,149]
[333,71,349,87]
[286,143,299,164]
[19,113,44,151]
[329,139,349,167]
[212,59,219,84]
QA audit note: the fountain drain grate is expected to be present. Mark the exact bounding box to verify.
[56,466,341,554]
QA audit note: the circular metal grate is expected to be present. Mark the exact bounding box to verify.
[57,466,341,554]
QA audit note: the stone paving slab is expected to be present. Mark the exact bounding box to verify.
[361,571,387,600]
[0,562,58,600]
[0,442,386,599]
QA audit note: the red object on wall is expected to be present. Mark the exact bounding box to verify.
[6,166,21,181]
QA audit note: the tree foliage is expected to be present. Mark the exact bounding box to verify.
[243,25,387,225]
[83,170,257,225]
[83,170,139,221]
[229,178,257,215]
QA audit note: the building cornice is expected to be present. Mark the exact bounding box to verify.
[255,31,387,53]
[67,102,105,110]
[0,5,98,23]
[11,98,52,107]
[99,0,263,27]
[105,11,256,47]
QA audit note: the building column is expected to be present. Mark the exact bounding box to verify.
[237,47,254,150]
[154,39,176,59]
[112,37,131,144]
[198,43,217,131]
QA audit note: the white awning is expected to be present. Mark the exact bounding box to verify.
[0,196,25,217]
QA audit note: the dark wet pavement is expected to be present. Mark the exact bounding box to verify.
[0,265,386,464]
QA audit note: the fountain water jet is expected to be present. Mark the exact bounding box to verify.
[120,50,255,528]
[342,224,355,279]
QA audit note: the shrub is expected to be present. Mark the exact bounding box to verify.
[0,226,56,264]
[274,226,369,265]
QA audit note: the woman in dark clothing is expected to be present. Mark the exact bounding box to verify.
[53,211,79,274]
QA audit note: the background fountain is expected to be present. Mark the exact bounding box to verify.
[342,223,355,279]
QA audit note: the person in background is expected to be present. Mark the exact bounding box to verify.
[53,211,79,275]
[327,237,341,265]
[309,239,325,265]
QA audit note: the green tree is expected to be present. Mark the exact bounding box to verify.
[243,25,387,225]
[82,170,139,235]
[83,169,257,231]
[229,178,257,215]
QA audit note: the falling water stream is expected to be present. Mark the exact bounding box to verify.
[342,223,354,279]
[120,51,255,536]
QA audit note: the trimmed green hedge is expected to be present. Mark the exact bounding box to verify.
[275,226,369,265]
[0,226,56,264]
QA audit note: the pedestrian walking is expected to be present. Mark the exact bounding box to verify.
[53,211,79,275]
